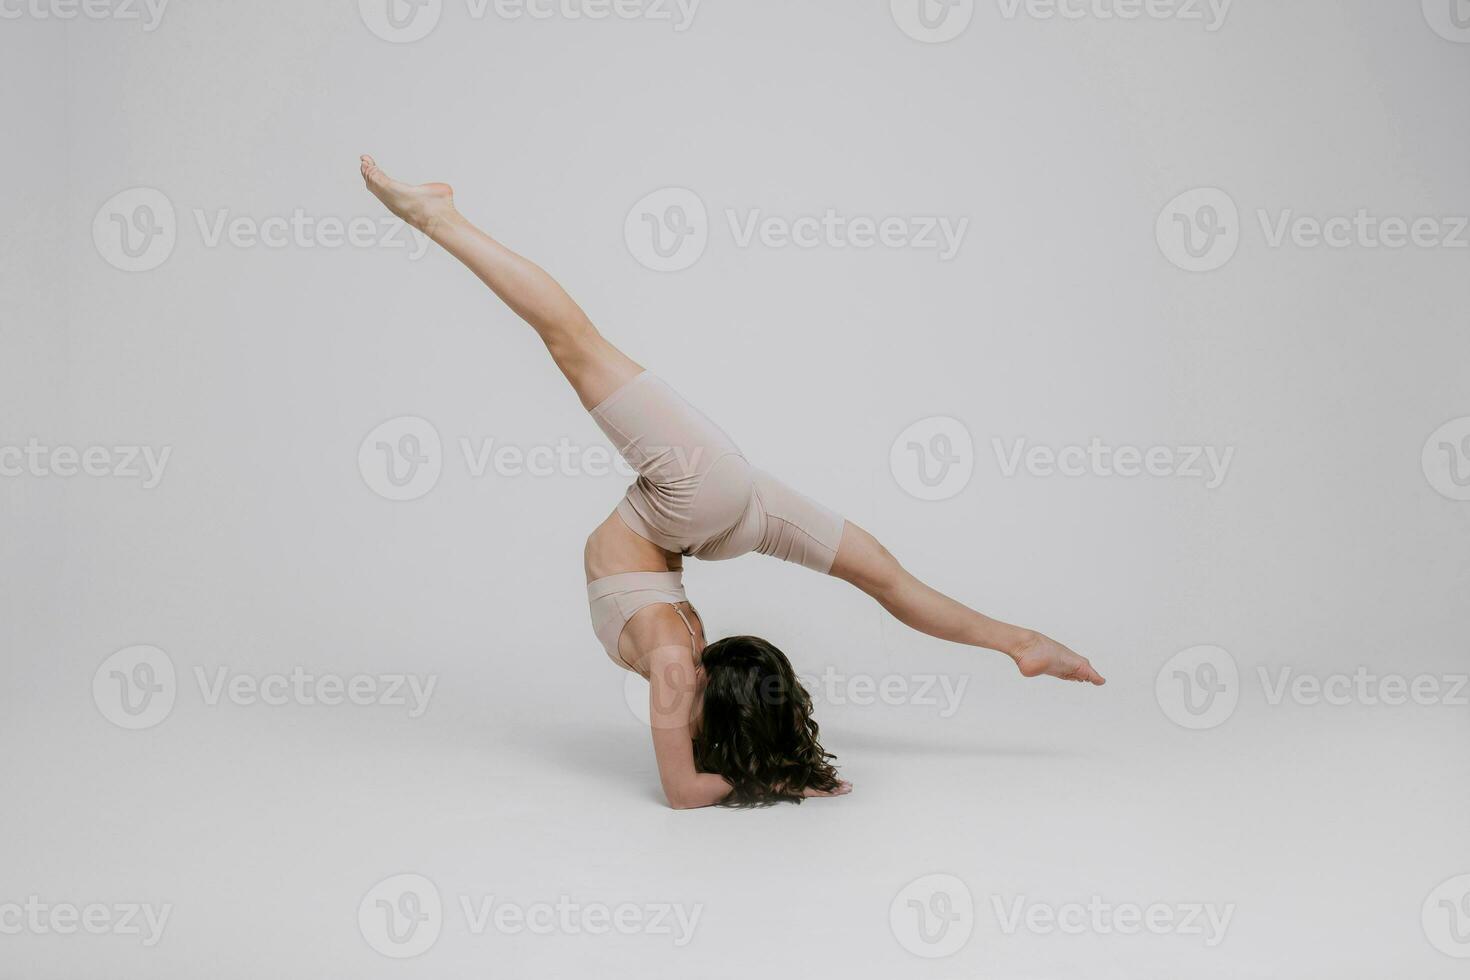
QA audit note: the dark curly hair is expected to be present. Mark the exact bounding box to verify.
[693,635,841,807]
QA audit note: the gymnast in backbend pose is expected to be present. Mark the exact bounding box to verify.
[360,156,1105,809]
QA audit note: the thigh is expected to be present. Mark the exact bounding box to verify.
[749,469,848,574]
[589,374,743,487]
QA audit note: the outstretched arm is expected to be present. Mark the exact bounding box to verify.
[828,522,1105,685]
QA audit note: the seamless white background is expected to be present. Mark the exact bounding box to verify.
[2,1,1468,977]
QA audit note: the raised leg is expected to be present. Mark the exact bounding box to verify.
[360,155,641,410]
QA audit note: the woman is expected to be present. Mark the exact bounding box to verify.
[359,156,1105,809]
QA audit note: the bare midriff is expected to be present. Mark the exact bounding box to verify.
[584,508,683,582]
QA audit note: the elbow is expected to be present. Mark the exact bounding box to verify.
[664,789,703,810]
[663,777,726,810]
[661,779,694,810]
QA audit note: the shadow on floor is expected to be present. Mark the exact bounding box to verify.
[824,727,1076,759]
[507,720,667,805]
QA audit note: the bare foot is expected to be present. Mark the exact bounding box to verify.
[1013,634,1106,686]
[359,155,456,234]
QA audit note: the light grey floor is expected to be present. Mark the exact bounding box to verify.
[4,685,1465,978]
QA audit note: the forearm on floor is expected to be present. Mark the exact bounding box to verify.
[666,773,733,810]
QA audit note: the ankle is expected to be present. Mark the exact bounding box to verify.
[1002,628,1042,661]
[418,203,462,239]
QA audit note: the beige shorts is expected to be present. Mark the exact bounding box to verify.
[589,372,845,571]
[585,372,846,668]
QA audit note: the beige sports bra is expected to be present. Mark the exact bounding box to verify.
[586,571,700,673]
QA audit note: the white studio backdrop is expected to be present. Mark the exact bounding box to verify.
[1,2,1467,978]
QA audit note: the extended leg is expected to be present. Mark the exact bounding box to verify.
[829,522,1105,685]
[360,155,641,410]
